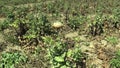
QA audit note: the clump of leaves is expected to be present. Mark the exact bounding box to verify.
[0,20,9,31]
[0,7,30,44]
[0,11,15,31]
[0,6,14,17]
[1,7,53,45]
[88,14,104,36]
[110,8,120,29]
[23,13,52,42]
[68,14,85,30]
[110,50,120,68]
[109,15,120,29]
[43,36,86,68]
[0,52,28,68]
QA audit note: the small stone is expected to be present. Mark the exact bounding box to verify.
[52,21,63,28]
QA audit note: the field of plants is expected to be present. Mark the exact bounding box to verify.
[0,0,120,68]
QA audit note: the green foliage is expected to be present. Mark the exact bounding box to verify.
[0,52,28,68]
[47,2,56,13]
[0,20,9,30]
[110,50,120,68]
[23,13,52,40]
[68,14,85,30]
[0,10,15,30]
[0,6,13,17]
[88,14,104,36]
[104,8,120,29]
[0,6,53,44]
[4,34,19,44]
[33,46,44,57]
[0,0,38,6]
[0,0,120,68]
[43,37,85,68]
[105,36,118,45]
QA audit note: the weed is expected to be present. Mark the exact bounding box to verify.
[88,14,104,36]
[68,14,85,30]
[1,7,53,45]
[112,8,120,27]
[105,36,118,45]
[110,50,120,68]
[0,0,38,6]
[0,52,27,68]
[43,36,86,68]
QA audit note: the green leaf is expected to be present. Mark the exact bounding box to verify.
[67,49,72,57]
[54,56,64,62]
[62,52,66,58]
